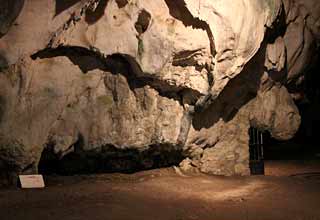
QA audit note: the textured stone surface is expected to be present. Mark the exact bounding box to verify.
[0,0,319,183]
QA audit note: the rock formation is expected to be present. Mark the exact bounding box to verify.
[0,0,319,184]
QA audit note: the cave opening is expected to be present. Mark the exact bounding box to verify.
[262,126,320,161]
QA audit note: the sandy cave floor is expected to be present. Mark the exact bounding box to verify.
[1,160,320,220]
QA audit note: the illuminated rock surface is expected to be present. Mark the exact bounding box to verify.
[0,0,319,183]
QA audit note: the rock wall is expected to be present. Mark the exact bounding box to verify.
[0,0,319,184]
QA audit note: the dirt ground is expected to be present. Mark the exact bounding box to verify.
[1,160,320,220]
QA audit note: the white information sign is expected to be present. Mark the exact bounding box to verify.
[19,175,45,188]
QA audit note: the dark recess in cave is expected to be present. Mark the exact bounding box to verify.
[263,125,320,161]
[38,144,184,175]
[264,47,320,161]
[115,0,128,8]
[55,0,81,17]
[85,0,109,24]
[135,9,151,35]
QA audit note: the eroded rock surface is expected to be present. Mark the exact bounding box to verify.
[0,0,319,183]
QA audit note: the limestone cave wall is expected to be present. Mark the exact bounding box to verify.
[0,0,319,184]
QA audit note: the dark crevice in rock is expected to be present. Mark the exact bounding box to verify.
[134,10,151,62]
[194,94,213,113]
[0,53,8,72]
[31,46,106,73]
[264,65,288,84]
[38,143,184,175]
[85,0,109,25]
[0,96,5,124]
[265,4,287,43]
[164,0,216,56]
[207,69,214,88]
[135,9,151,35]
[54,0,81,17]
[172,49,205,72]
[115,0,128,8]
[172,49,201,66]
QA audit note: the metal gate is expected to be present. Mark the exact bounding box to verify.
[249,127,265,175]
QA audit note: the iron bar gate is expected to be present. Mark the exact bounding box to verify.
[249,127,265,175]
